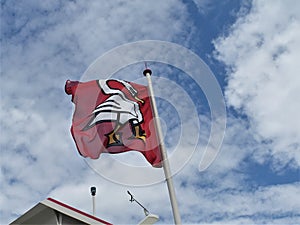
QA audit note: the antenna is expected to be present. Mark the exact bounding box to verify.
[90,186,96,216]
[127,191,149,216]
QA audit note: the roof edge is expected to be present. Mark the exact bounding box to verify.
[44,198,112,225]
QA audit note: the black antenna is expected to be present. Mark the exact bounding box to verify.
[127,190,149,216]
[143,62,152,77]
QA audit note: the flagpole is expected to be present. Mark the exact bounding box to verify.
[143,68,182,224]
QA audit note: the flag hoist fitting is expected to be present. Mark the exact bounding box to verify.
[143,68,152,76]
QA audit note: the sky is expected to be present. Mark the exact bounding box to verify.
[1,0,300,224]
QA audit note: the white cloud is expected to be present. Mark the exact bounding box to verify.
[192,0,212,14]
[1,0,194,224]
[213,0,300,169]
[2,0,300,224]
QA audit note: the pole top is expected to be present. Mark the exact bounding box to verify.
[143,68,152,76]
[90,186,96,196]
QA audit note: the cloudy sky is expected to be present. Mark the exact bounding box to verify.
[1,0,300,224]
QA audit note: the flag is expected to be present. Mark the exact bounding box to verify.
[65,79,162,167]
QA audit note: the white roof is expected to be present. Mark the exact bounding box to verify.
[10,198,112,225]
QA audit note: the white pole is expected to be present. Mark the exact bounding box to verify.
[143,69,182,224]
[92,195,96,216]
[90,186,96,216]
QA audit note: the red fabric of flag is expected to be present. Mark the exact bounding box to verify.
[65,79,162,167]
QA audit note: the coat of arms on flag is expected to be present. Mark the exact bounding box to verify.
[65,79,162,167]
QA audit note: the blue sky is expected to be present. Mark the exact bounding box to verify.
[1,0,300,224]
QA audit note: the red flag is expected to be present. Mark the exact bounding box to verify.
[65,79,162,167]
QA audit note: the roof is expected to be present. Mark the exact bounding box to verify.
[10,197,112,225]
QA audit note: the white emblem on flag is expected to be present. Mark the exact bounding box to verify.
[84,80,146,146]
